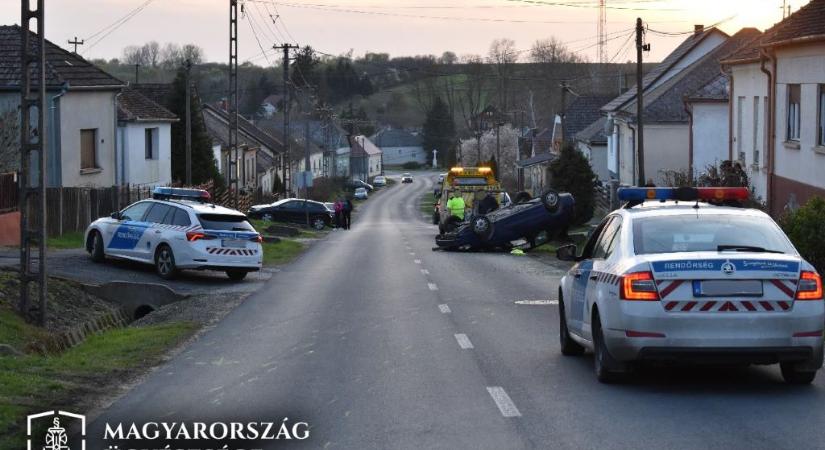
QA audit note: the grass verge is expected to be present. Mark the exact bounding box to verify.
[261,239,304,266]
[46,231,84,250]
[420,191,437,218]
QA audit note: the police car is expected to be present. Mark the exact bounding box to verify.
[556,187,824,384]
[84,187,263,281]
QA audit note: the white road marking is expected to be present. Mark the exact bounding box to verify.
[421,269,430,275]
[438,304,451,314]
[454,333,473,349]
[515,300,559,306]
[428,283,439,291]
[486,387,522,417]
[414,259,421,264]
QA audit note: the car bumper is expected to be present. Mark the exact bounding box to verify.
[175,244,263,271]
[603,301,825,366]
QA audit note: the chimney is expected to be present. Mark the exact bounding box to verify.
[694,24,704,36]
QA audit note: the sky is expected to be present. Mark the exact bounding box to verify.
[0,0,810,64]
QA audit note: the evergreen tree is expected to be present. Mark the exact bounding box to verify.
[167,68,222,186]
[548,143,596,225]
[421,96,456,167]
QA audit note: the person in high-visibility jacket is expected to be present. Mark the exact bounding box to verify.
[446,194,466,220]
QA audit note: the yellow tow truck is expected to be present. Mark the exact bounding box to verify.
[433,166,511,234]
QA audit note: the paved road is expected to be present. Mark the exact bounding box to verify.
[85,172,825,450]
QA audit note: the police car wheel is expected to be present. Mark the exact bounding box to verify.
[312,217,326,230]
[780,362,817,384]
[472,216,494,241]
[226,270,248,281]
[559,293,585,356]
[592,311,621,383]
[541,189,560,212]
[89,231,105,263]
[155,245,178,280]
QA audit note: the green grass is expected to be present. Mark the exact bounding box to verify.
[0,322,196,448]
[261,239,304,266]
[46,231,84,250]
[420,191,437,217]
[0,307,49,351]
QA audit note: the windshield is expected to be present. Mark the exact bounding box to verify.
[632,214,796,255]
[198,214,255,232]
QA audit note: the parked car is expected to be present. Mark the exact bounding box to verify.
[373,176,387,187]
[435,190,574,251]
[346,179,373,191]
[84,187,262,281]
[438,173,447,183]
[248,198,334,230]
[401,173,413,183]
[354,187,369,200]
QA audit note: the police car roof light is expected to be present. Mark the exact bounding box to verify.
[617,187,749,206]
[152,187,211,203]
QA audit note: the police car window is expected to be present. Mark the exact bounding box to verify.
[633,214,795,255]
[581,217,612,259]
[198,214,255,231]
[144,204,173,224]
[120,202,153,221]
[169,208,192,227]
[593,217,620,259]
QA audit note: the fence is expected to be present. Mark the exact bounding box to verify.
[0,173,17,213]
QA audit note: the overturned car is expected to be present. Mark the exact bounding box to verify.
[435,190,575,251]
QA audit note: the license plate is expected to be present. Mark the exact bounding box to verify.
[694,280,763,297]
[222,239,247,249]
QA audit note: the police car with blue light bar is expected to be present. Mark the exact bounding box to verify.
[556,187,824,384]
[84,187,263,281]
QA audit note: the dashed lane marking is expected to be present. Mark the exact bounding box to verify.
[414,259,421,264]
[454,333,473,349]
[438,304,451,314]
[421,269,429,275]
[486,387,522,418]
[428,283,439,291]
[514,300,559,306]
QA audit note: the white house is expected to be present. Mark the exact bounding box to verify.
[116,87,177,186]
[371,128,425,165]
[575,117,610,183]
[349,135,383,180]
[685,74,732,179]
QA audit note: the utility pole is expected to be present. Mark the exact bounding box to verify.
[598,0,607,64]
[229,0,239,208]
[67,36,83,53]
[560,80,569,145]
[134,64,140,84]
[19,0,48,326]
[184,59,192,185]
[275,43,299,196]
[635,17,650,187]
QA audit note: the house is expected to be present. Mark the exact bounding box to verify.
[0,25,125,187]
[116,87,178,186]
[602,25,744,185]
[684,73,732,180]
[260,94,284,118]
[725,0,825,215]
[553,95,614,149]
[575,117,610,183]
[371,128,425,165]
[257,118,347,179]
[348,135,383,181]
[515,153,557,196]
[202,103,282,193]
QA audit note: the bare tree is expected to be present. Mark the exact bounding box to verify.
[529,37,583,63]
[160,43,182,68]
[439,51,458,65]
[457,55,489,137]
[145,41,161,67]
[181,44,205,65]
[122,45,147,65]
[487,38,518,111]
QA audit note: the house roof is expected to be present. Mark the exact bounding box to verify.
[602,27,727,113]
[371,128,422,148]
[117,86,178,122]
[350,135,382,157]
[0,25,124,90]
[515,152,557,168]
[640,28,759,123]
[686,73,729,102]
[762,0,825,47]
[719,33,765,65]
[575,117,608,146]
[562,95,614,140]
[132,83,175,108]
[257,147,276,174]
[203,103,283,155]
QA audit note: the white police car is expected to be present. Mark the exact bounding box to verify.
[84,188,263,281]
[557,187,824,384]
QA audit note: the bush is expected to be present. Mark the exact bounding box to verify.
[402,161,422,170]
[781,196,825,274]
[548,143,595,225]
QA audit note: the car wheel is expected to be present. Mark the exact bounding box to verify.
[155,245,178,280]
[559,292,585,356]
[262,213,273,222]
[780,362,817,384]
[89,231,105,263]
[471,216,494,241]
[514,191,532,204]
[312,217,326,230]
[592,310,621,383]
[226,270,248,281]
[541,189,561,212]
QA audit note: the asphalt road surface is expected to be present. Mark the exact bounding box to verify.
[85,172,825,450]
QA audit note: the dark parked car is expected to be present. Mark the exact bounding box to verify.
[435,190,575,251]
[248,199,334,230]
[346,179,373,191]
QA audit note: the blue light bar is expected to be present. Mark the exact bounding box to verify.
[152,187,211,202]
[617,187,750,203]
[617,187,678,202]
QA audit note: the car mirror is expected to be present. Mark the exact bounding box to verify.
[556,244,579,262]
[110,211,121,220]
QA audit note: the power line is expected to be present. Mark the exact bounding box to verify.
[243,4,273,65]
[82,0,158,53]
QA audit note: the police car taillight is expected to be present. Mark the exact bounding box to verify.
[796,271,823,300]
[620,271,659,301]
[250,234,263,243]
[186,231,215,242]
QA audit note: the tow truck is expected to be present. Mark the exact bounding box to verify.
[433,167,511,234]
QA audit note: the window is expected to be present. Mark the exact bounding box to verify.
[593,217,621,259]
[818,85,825,146]
[119,202,153,221]
[197,214,254,231]
[787,84,801,141]
[752,96,760,164]
[169,208,192,227]
[144,204,172,224]
[144,128,158,159]
[80,129,97,170]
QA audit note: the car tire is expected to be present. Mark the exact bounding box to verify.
[592,310,622,383]
[155,245,178,280]
[226,270,248,281]
[312,217,326,230]
[89,231,105,263]
[559,292,585,356]
[780,362,817,384]
[541,189,561,212]
[471,216,494,241]
[514,191,532,204]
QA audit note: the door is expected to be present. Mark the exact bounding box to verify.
[582,217,622,339]
[569,217,616,336]
[105,201,154,259]
[138,203,173,261]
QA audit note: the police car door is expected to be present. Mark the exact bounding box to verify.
[105,201,154,259]
[582,216,622,340]
[569,217,614,335]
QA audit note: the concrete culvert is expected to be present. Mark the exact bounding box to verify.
[134,305,156,320]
